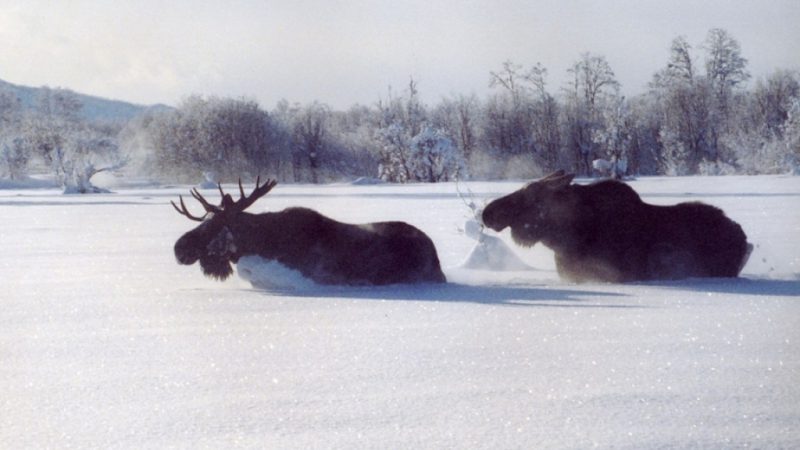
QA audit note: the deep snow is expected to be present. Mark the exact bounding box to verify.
[1,176,798,448]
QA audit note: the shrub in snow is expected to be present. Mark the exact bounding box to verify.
[0,137,29,181]
[60,155,128,194]
[409,126,466,182]
[659,129,692,176]
[698,158,737,176]
[376,122,412,182]
[377,124,466,183]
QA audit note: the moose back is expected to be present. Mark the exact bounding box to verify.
[482,171,752,282]
[172,178,446,285]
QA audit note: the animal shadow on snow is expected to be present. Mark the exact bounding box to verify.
[249,282,636,309]
[637,277,800,297]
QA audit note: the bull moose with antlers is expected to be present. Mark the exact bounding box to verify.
[172,178,446,285]
[482,171,752,282]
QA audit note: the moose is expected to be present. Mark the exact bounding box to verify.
[172,178,446,285]
[482,171,752,282]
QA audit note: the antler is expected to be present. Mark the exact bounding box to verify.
[229,176,278,213]
[171,195,208,222]
[172,177,278,221]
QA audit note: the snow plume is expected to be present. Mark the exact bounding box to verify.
[236,255,318,291]
[460,219,532,271]
[454,179,532,271]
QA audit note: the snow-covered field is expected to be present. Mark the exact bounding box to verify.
[2,175,799,449]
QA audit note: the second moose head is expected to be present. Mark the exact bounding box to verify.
[172,178,446,286]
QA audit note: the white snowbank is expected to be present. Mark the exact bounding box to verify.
[459,219,532,271]
[236,255,318,291]
[1,176,798,449]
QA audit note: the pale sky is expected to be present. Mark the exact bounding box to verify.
[1,0,798,109]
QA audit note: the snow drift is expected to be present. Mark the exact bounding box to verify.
[1,176,798,449]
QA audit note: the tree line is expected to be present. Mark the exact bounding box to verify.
[2,28,799,188]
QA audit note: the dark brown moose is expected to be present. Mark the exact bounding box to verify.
[482,171,752,282]
[172,178,446,285]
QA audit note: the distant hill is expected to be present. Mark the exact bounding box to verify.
[0,78,171,123]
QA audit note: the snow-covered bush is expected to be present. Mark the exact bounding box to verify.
[726,98,800,174]
[697,158,737,176]
[659,129,692,176]
[57,135,128,194]
[1,137,29,180]
[409,126,466,182]
[376,122,412,183]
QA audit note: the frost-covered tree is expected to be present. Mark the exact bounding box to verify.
[18,88,126,191]
[702,28,750,167]
[409,126,465,182]
[485,61,536,157]
[290,102,329,183]
[376,122,413,182]
[704,28,750,105]
[782,99,800,173]
[0,89,28,180]
[375,80,428,182]
[430,94,479,168]
[483,61,562,177]
[59,132,128,193]
[1,137,29,180]
[591,96,631,178]
[751,70,800,138]
[143,95,279,182]
[651,35,714,173]
[564,53,621,175]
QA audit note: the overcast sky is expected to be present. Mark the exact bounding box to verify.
[1,0,798,109]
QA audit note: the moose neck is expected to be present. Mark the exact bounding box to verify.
[226,211,287,261]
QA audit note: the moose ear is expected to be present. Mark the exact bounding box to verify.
[539,170,566,182]
[544,173,575,190]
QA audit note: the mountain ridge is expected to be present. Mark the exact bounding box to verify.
[0,78,171,122]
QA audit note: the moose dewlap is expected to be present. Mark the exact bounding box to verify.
[172,178,446,286]
[482,171,752,283]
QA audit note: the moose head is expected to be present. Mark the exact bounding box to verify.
[172,177,277,280]
[481,170,576,248]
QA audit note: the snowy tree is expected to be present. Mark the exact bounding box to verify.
[1,138,29,181]
[783,99,800,174]
[651,36,714,173]
[751,70,800,138]
[430,94,479,167]
[485,61,536,157]
[409,126,465,182]
[376,122,413,182]
[0,89,28,180]
[374,80,428,182]
[57,128,128,194]
[704,28,750,104]
[658,129,691,176]
[291,102,329,183]
[564,53,621,175]
[142,96,280,182]
[591,96,631,178]
[732,98,800,174]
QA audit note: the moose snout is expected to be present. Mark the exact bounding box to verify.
[482,202,511,232]
[174,233,202,265]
